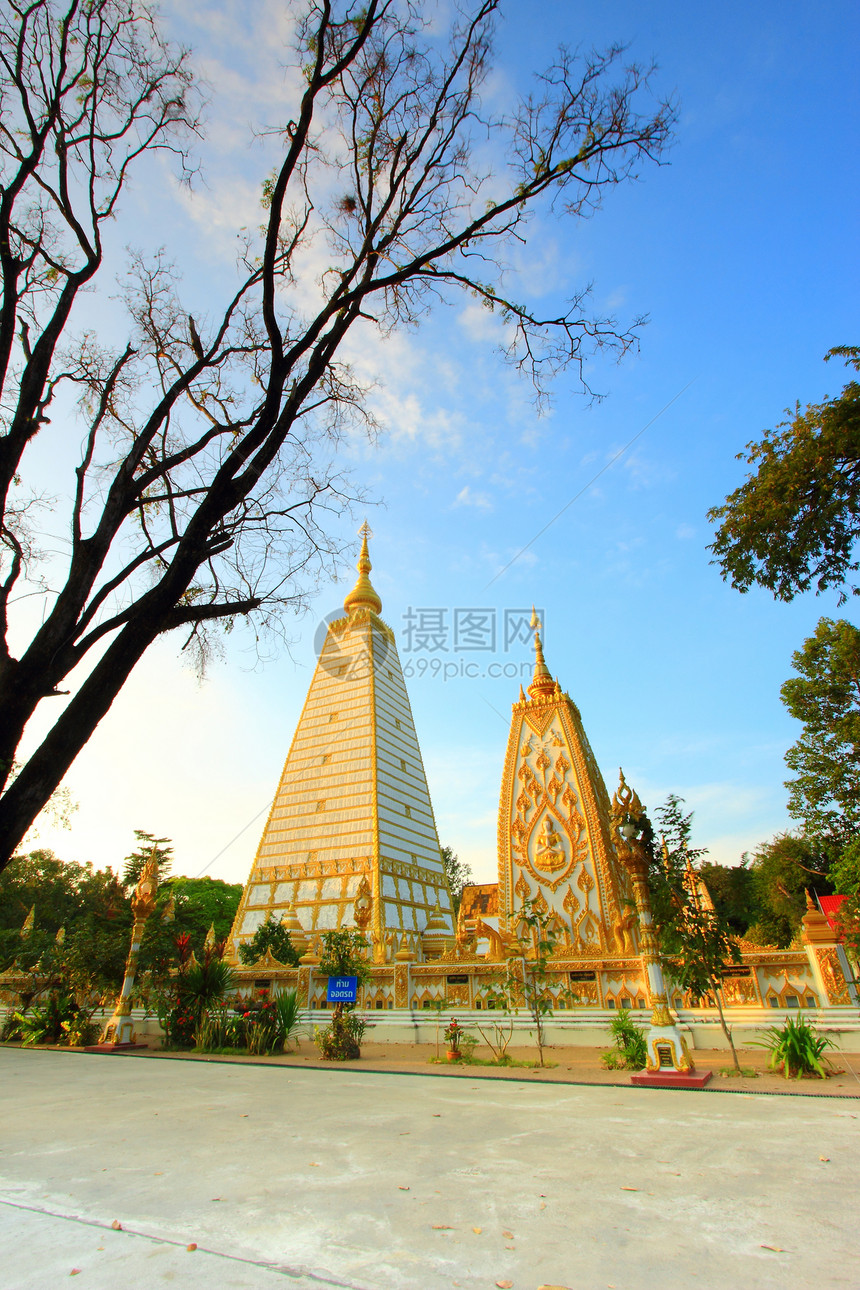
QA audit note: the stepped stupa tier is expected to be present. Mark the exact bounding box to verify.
[496,610,638,954]
[229,526,455,962]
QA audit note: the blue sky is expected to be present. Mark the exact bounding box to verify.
[19,0,859,885]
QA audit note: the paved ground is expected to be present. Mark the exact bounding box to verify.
[2,1048,857,1290]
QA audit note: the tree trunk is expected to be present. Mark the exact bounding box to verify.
[714,987,742,1074]
[0,615,161,866]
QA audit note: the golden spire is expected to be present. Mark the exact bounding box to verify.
[343,520,382,616]
[527,606,555,698]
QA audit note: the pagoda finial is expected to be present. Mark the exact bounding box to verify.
[344,520,382,616]
[527,605,555,698]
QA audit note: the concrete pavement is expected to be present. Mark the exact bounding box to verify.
[1,1047,857,1289]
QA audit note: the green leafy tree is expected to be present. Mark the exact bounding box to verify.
[122,831,174,887]
[168,877,242,951]
[708,347,860,602]
[0,849,87,936]
[440,845,473,919]
[0,0,673,872]
[746,833,831,947]
[238,914,300,967]
[699,859,763,937]
[315,928,371,1061]
[830,839,860,962]
[0,850,130,995]
[645,796,744,1073]
[779,618,860,840]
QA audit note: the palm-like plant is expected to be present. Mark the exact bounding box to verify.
[754,1014,836,1079]
[181,954,237,1014]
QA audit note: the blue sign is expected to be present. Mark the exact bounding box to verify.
[327,975,358,1003]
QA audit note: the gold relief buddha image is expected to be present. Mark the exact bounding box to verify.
[533,815,566,874]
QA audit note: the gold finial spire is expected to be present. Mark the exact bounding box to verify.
[527,605,555,698]
[344,520,382,615]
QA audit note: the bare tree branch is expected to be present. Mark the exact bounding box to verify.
[0,0,675,866]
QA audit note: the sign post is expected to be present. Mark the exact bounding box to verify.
[327,975,358,1005]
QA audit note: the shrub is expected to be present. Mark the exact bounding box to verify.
[156,943,238,1049]
[602,1010,647,1070]
[753,1014,836,1079]
[314,1011,366,1061]
[14,989,79,1046]
[60,1010,99,1047]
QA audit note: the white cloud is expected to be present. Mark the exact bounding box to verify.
[453,485,492,511]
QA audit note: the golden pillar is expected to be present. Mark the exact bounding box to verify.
[100,851,159,1046]
[611,772,696,1076]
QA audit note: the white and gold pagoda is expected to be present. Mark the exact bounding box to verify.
[228,527,455,963]
[496,610,638,955]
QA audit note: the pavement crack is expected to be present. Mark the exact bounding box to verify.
[0,1196,370,1288]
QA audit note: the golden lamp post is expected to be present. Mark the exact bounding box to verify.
[611,772,711,1087]
[99,849,159,1047]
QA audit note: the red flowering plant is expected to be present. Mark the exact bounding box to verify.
[226,985,304,1055]
[443,1018,465,1051]
[153,938,237,1048]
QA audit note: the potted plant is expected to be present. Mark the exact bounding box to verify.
[444,1017,465,1061]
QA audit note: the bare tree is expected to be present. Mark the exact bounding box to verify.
[0,0,674,869]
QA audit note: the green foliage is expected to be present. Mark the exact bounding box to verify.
[313,929,371,1059]
[699,859,762,937]
[646,797,741,994]
[317,928,371,982]
[193,1007,240,1053]
[123,831,173,887]
[708,347,860,602]
[314,1011,367,1061]
[0,851,131,997]
[440,845,472,918]
[746,833,831,946]
[829,840,860,958]
[10,988,96,1047]
[443,1017,466,1051]
[514,897,570,1066]
[272,988,304,1049]
[0,849,88,935]
[781,618,860,840]
[753,1014,836,1079]
[645,796,743,1069]
[201,988,304,1056]
[181,955,237,1012]
[601,1010,647,1070]
[0,844,242,1004]
[168,876,242,950]
[830,838,860,896]
[155,945,237,1048]
[238,914,300,967]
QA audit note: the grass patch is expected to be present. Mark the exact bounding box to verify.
[718,1066,758,1079]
